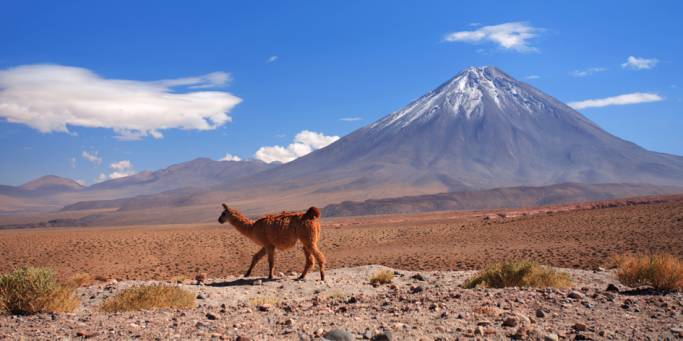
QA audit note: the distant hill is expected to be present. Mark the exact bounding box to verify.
[322,183,683,217]
[19,175,84,192]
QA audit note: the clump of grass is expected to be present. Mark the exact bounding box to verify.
[369,270,395,285]
[67,273,94,288]
[100,284,195,312]
[0,266,79,315]
[248,296,279,306]
[614,253,683,291]
[463,260,572,289]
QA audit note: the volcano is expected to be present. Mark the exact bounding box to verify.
[240,66,683,198]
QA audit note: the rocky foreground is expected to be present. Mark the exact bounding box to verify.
[1,265,682,340]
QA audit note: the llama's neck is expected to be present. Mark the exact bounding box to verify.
[226,208,255,236]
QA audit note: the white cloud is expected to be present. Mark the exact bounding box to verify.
[443,22,541,52]
[95,173,108,183]
[0,64,242,139]
[266,56,279,63]
[570,67,606,78]
[524,75,540,80]
[254,130,339,163]
[621,56,658,70]
[81,150,102,165]
[108,160,135,179]
[220,153,242,161]
[340,117,362,122]
[568,92,663,110]
[68,157,76,168]
[75,179,86,186]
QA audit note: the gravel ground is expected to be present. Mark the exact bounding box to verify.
[1,265,682,340]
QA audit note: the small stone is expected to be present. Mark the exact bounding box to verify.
[371,331,392,341]
[235,336,252,341]
[205,313,217,320]
[568,291,583,299]
[347,296,358,304]
[257,304,272,312]
[253,279,263,286]
[76,330,97,338]
[411,273,427,281]
[536,309,546,318]
[543,333,559,341]
[573,322,588,331]
[278,272,286,277]
[671,328,683,337]
[502,316,518,327]
[409,285,424,294]
[362,329,373,339]
[605,283,619,292]
[322,328,353,341]
[196,292,208,300]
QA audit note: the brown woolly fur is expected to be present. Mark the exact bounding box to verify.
[218,204,326,280]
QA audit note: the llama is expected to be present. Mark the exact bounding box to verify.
[217,204,326,281]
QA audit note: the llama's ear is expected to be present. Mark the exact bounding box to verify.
[222,203,228,210]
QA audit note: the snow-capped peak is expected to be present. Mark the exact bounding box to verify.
[369,66,549,131]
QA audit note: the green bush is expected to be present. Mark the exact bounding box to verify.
[0,266,79,315]
[464,260,572,289]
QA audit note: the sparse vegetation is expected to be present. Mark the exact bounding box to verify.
[369,269,395,285]
[463,260,572,289]
[0,267,79,315]
[67,272,94,287]
[614,253,683,291]
[99,284,195,312]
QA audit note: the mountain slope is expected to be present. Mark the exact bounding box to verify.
[321,183,682,217]
[19,175,84,192]
[232,66,683,198]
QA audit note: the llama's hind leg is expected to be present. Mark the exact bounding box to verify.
[245,247,266,277]
[298,247,315,280]
[310,245,326,281]
[266,245,276,280]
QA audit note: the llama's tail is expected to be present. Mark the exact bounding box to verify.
[303,206,321,220]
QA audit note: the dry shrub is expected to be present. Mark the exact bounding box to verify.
[615,254,683,291]
[369,270,395,285]
[464,260,572,289]
[100,285,195,312]
[67,273,94,288]
[0,267,79,315]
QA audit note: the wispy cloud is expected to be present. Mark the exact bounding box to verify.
[443,22,542,52]
[109,160,135,179]
[568,92,663,110]
[570,67,606,78]
[0,64,242,140]
[68,157,76,168]
[621,56,658,70]
[219,153,242,161]
[266,56,279,64]
[254,130,339,164]
[340,117,362,122]
[81,150,102,165]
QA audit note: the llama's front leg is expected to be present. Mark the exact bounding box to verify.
[266,245,276,280]
[245,247,266,277]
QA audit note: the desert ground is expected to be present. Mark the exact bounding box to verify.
[1,196,682,280]
[1,197,682,340]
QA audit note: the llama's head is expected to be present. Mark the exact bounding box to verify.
[218,203,230,224]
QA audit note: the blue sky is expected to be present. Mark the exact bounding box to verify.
[1,0,681,185]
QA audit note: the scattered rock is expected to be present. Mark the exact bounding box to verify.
[235,336,252,341]
[205,313,217,320]
[409,285,424,294]
[196,292,208,300]
[253,279,263,286]
[573,322,588,332]
[322,328,353,341]
[568,291,583,299]
[605,283,619,292]
[502,316,518,327]
[411,273,427,281]
[371,331,392,341]
[257,304,272,312]
[195,273,207,283]
[543,333,559,341]
[75,330,97,338]
[535,309,546,318]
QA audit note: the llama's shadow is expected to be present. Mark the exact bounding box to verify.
[206,277,279,287]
